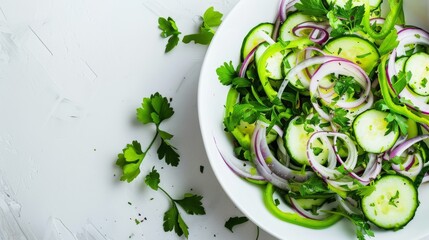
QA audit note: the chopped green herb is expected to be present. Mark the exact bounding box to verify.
[158,17,181,53]
[183,7,223,45]
[388,190,400,207]
[224,216,249,232]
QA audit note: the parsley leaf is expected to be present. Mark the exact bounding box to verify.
[385,112,408,135]
[116,141,144,182]
[157,138,180,166]
[299,175,330,196]
[216,61,238,85]
[223,104,260,132]
[332,108,351,130]
[137,92,174,126]
[327,0,365,37]
[158,17,181,53]
[324,211,374,240]
[334,75,361,99]
[295,0,330,18]
[183,7,223,45]
[175,193,206,215]
[145,167,160,190]
[224,216,249,232]
[145,167,206,239]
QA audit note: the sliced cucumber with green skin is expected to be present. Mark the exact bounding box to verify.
[362,175,419,230]
[323,35,380,74]
[241,23,274,60]
[353,109,399,153]
[282,51,297,76]
[285,116,329,166]
[406,52,429,96]
[255,42,269,64]
[279,12,312,42]
[266,50,290,80]
[395,56,408,72]
[285,197,327,210]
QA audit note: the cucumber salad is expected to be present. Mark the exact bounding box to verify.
[215,0,429,239]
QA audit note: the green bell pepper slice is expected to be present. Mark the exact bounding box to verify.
[363,0,404,39]
[257,39,313,102]
[264,183,343,229]
[378,57,429,125]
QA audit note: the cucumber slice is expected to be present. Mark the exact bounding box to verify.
[285,116,329,165]
[279,12,312,42]
[395,56,408,72]
[282,51,297,76]
[323,36,380,74]
[362,175,419,230]
[257,45,290,80]
[406,52,429,96]
[353,109,399,153]
[291,198,327,210]
[241,23,274,60]
[255,42,269,64]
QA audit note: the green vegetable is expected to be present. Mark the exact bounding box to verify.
[145,167,206,239]
[224,216,249,232]
[323,211,374,240]
[363,0,404,39]
[328,0,365,37]
[378,58,429,125]
[264,184,342,229]
[158,17,181,53]
[378,29,399,56]
[183,7,223,45]
[294,0,330,18]
[216,61,238,86]
[116,92,179,182]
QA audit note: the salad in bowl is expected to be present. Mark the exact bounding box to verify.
[199,0,429,239]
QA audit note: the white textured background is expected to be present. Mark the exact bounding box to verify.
[0,0,277,239]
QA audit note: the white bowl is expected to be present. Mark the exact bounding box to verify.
[198,1,429,239]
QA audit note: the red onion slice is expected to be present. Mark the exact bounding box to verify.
[214,137,265,180]
[254,122,313,182]
[239,45,258,78]
[390,134,429,159]
[307,131,358,180]
[252,124,290,190]
[310,60,371,110]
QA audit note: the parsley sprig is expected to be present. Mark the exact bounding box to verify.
[183,7,223,45]
[145,167,206,238]
[116,92,179,182]
[158,17,181,53]
[324,211,374,240]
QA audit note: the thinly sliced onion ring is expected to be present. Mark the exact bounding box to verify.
[254,122,313,182]
[310,60,371,109]
[277,56,342,98]
[390,134,429,159]
[252,125,290,189]
[214,137,265,180]
[307,131,358,180]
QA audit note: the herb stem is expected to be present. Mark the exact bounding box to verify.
[143,130,160,155]
[159,186,174,202]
